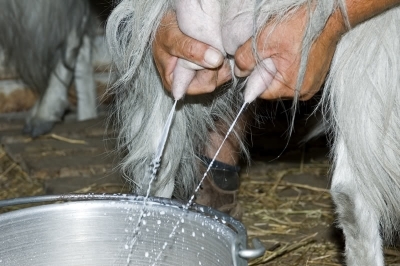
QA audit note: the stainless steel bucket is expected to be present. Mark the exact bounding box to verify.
[0,194,264,266]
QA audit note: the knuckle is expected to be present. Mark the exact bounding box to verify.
[220,74,232,85]
[181,39,196,59]
[180,38,205,63]
[235,51,248,69]
[219,65,232,82]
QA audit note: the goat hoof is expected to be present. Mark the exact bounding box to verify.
[23,120,55,137]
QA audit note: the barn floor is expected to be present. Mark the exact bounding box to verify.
[1,109,400,265]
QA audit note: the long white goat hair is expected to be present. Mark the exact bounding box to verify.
[0,0,90,94]
[106,0,341,200]
[322,7,400,265]
[107,0,242,199]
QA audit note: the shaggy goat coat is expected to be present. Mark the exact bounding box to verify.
[0,0,97,136]
[106,0,339,200]
[107,0,400,265]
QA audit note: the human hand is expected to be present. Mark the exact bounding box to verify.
[153,11,232,96]
[235,6,346,101]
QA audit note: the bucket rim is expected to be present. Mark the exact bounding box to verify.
[0,193,265,265]
[0,193,243,232]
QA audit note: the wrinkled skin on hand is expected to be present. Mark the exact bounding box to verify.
[153,8,346,101]
[153,0,400,100]
[234,0,400,100]
[234,6,346,101]
[153,11,232,96]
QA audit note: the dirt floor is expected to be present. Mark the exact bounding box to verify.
[1,107,400,265]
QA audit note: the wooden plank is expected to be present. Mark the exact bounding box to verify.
[44,173,127,195]
[2,141,116,179]
[0,113,118,181]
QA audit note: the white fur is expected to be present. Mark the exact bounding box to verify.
[107,0,248,200]
[27,30,98,133]
[29,30,80,125]
[106,0,339,199]
[0,0,98,136]
[75,35,97,121]
[107,1,400,264]
[323,7,400,265]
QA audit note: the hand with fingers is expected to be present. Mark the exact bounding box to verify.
[235,0,400,101]
[153,0,400,101]
[152,11,232,98]
[152,9,343,102]
[235,6,346,101]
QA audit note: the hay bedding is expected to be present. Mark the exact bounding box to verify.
[240,159,341,265]
[0,145,43,214]
[239,152,400,265]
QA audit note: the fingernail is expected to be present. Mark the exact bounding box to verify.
[234,64,250,77]
[204,48,223,67]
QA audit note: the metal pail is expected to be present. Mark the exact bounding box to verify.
[0,194,264,265]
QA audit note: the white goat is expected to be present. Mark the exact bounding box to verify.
[323,7,400,265]
[107,0,400,265]
[0,0,98,137]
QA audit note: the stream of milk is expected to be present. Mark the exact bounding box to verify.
[123,99,248,265]
[126,100,178,265]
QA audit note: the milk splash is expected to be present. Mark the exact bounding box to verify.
[151,101,249,264]
[126,91,255,265]
[126,100,178,265]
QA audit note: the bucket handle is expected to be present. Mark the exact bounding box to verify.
[239,238,266,259]
[232,238,265,266]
